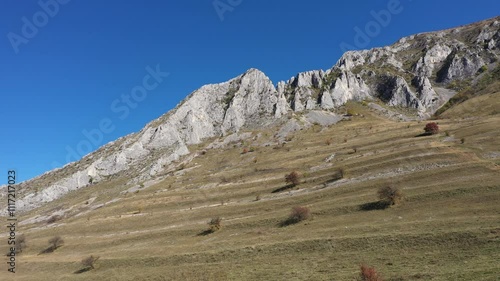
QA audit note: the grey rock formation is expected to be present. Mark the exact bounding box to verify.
[414,44,453,77]
[3,17,499,215]
[327,70,372,107]
[278,70,325,112]
[378,76,421,110]
[440,51,485,82]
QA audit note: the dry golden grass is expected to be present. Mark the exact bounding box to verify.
[3,104,499,280]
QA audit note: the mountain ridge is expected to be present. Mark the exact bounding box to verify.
[2,16,499,214]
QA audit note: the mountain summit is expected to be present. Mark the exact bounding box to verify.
[3,16,500,213]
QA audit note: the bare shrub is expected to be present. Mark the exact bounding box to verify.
[81,255,100,270]
[337,168,345,179]
[285,171,301,186]
[282,206,310,226]
[377,186,403,206]
[49,236,64,249]
[40,236,64,254]
[360,264,383,281]
[16,234,26,254]
[47,214,62,224]
[208,217,222,232]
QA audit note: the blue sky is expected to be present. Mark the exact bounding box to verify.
[0,0,498,184]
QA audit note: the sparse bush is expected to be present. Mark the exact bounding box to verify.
[377,186,403,206]
[208,217,222,232]
[360,264,383,281]
[478,65,488,74]
[198,217,223,236]
[423,122,439,135]
[461,137,465,144]
[81,255,100,270]
[283,206,310,225]
[337,168,345,179]
[47,214,62,224]
[285,171,301,186]
[40,236,64,254]
[325,139,332,146]
[16,234,26,254]
[346,108,357,116]
[49,236,64,249]
[134,204,144,214]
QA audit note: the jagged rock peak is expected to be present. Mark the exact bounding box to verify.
[5,17,500,214]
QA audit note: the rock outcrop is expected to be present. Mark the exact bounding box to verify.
[3,17,499,214]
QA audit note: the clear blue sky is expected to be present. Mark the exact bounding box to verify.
[1,0,498,184]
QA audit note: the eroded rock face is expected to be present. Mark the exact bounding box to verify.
[222,69,280,134]
[439,51,485,82]
[413,76,439,109]
[5,17,500,214]
[277,70,325,112]
[414,44,453,77]
[327,71,372,108]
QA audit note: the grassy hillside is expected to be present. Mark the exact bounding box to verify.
[440,91,500,118]
[435,65,500,117]
[4,104,500,280]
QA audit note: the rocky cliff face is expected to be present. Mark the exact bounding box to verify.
[3,17,499,214]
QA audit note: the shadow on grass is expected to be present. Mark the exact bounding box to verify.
[38,246,56,255]
[278,218,299,227]
[323,174,344,185]
[74,267,92,274]
[272,184,295,193]
[415,132,432,137]
[197,229,215,236]
[359,200,391,211]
